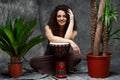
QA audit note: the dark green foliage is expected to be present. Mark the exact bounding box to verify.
[0,16,46,57]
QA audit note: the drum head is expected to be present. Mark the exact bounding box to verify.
[49,42,69,46]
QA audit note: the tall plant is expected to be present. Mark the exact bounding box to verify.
[91,0,120,56]
[0,16,46,63]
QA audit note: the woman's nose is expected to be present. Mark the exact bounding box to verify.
[60,17,64,20]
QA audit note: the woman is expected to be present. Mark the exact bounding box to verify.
[30,4,81,74]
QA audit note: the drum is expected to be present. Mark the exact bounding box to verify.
[49,42,70,78]
[49,42,70,58]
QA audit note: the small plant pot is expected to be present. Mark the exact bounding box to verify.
[8,62,22,78]
[86,52,112,78]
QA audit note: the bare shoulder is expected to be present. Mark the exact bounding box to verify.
[72,30,78,39]
[45,25,51,31]
[73,30,77,35]
[45,25,49,29]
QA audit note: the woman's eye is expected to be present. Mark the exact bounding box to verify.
[63,15,66,18]
[57,15,61,18]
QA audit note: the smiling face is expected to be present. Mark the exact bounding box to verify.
[56,10,67,27]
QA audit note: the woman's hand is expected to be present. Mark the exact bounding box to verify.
[68,9,74,21]
[70,40,81,55]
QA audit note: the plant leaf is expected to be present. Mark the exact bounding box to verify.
[20,35,46,57]
[110,28,120,37]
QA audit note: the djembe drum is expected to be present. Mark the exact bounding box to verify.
[49,42,70,78]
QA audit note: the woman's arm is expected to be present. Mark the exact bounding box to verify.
[45,25,80,54]
[64,9,75,39]
[45,25,72,43]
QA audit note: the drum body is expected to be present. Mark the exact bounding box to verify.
[49,42,70,78]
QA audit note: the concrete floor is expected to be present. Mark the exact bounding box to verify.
[0,55,120,80]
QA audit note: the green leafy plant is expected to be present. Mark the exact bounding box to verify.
[0,16,46,63]
[86,0,120,78]
[91,0,120,56]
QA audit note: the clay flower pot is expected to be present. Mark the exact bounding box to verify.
[8,63,22,78]
[86,52,112,78]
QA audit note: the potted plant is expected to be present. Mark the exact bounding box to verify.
[0,16,46,77]
[86,0,120,78]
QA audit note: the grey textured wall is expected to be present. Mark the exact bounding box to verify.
[0,0,120,62]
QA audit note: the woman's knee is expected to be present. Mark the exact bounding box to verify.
[29,57,40,68]
[73,53,82,63]
[29,57,35,67]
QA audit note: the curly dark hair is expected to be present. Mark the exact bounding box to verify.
[47,4,77,36]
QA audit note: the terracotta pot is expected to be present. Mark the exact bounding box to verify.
[86,52,112,78]
[8,63,22,78]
